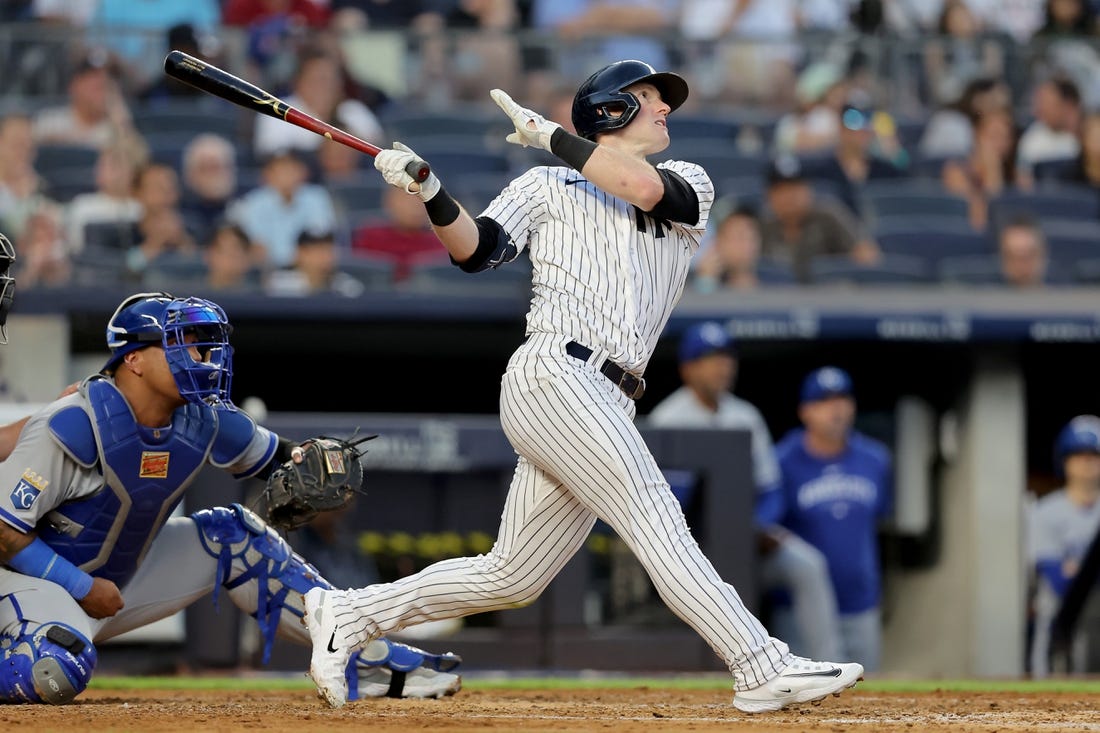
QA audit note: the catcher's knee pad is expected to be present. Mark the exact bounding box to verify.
[349,639,463,700]
[191,503,332,663]
[0,623,96,704]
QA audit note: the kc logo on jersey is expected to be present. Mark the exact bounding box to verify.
[139,451,171,479]
[10,479,40,510]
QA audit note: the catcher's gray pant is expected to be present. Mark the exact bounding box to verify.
[327,333,791,690]
[0,517,315,647]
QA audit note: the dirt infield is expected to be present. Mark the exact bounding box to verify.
[5,686,1100,732]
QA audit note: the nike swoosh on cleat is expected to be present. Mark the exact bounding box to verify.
[327,632,339,653]
[777,687,792,693]
[783,669,842,678]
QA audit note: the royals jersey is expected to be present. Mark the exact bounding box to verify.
[1028,488,1100,596]
[774,429,892,614]
[0,379,278,582]
[481,161,713,374]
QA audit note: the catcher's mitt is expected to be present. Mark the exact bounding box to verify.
[262,435,374,530]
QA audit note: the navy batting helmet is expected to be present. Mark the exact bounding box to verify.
[572,60,689,140]
[104,292,234,406]
[1055,415,1100,465]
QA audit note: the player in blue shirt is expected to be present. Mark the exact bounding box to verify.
[774,367,892,671]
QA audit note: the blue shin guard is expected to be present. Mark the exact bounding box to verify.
[192,503,331,663]
[0,623,96,704]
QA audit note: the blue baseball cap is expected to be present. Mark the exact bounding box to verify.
[678,321,737,363]
[800,366,853,403]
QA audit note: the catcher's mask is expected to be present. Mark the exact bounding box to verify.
[103,291,235,406]
[0,232,15,345]
[571,59,689,141]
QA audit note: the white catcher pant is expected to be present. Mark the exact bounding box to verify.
[329,333,790,689]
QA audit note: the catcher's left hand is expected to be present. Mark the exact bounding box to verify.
[263,435,374,530]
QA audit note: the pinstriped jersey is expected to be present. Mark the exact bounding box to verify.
[481,160,714,375]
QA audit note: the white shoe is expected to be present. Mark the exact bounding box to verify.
[732,656,864,713]
[302,588,352,709]
[356,665,463,699]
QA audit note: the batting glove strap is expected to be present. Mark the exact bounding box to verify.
[491,88,560,152]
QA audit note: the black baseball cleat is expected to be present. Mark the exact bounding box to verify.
[732,656,864,713]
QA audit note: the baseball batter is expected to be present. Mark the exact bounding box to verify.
[0,292,460,704]
[303,61,863,713]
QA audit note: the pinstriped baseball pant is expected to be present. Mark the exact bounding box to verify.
[330,333,790,690]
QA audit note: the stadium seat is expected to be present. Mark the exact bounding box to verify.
[810,254,933,285]
[143,253,208,290]
[134,109,241,143]
[1032,157,1078,182]
[83,221,139,251]
[338,254,398,289]
[860,187,970,223]
[449,172,512,211]
[34,143,98,172]
[989,186,1100,228]
[938,255,1003,285]
[755,258,798,284]
[380,107,501,140]
[1072,257,1100,284]
[327,176,389,213]
[873,219,993,266]
[666,115,740,141]
[41,166,97,203]
[1041,219,1100,263]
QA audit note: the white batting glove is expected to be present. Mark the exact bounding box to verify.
[374,142,441,202]
[490,88,560,152]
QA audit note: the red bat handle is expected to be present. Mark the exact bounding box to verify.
[284,109,431,183]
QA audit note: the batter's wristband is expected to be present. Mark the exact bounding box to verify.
[8,537,95,600]
[424,186,461,227]
[550,128,597,171]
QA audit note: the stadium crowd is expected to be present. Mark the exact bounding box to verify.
[1,0,1100,293]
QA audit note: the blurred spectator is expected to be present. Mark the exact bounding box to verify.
[998,215,1051,288]
[529,0,677,79]
[1028,415,1100,678]
[1033,0,1095,38]
[799,0,855,31]
[253,47,384,161]
[203,222,261,292]
[648,322,844,661]
[919,76,1013,159]
[352,186,446,281]
[317,140,364,185]
[801,101,908,216]
[772,62,848,156]
[33,48,133,150]
[436,0,523,103]
[759,156,880,282]
[921,0,1005,108]
[16,202,71,288]
[986,0,1047,42]
[266,229,366,297]
[691,202,765,292]
[228,148,338,267]
[1059,110,1100,186]
[125,162,197,275]
[223,0,330,26]
[64,134,147,253]
[30,0,98,24]
[678,0,797,107]
[1018,75,1083,172]
[91,0,220,89]
[329,0,437,29]
[0,113,50,242]
[942,107,1029,230]
[774,367,893,672]
[180,134,239,247]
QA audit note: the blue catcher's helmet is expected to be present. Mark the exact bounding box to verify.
[571,60,689,141]
[1055,415,1100,466]
[0,232,16,345]
[103,292,234,406]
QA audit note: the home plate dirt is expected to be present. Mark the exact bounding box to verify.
[4,687,1100,732]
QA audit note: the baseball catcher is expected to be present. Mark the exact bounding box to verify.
[262,435,375,531]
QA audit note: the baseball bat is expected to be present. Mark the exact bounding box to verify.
[163,50,430,183]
